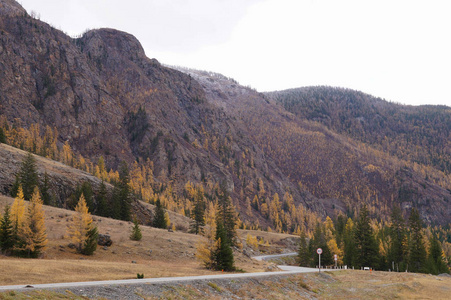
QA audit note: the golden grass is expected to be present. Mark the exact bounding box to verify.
[310,270,451,300]
[0,195,276,286]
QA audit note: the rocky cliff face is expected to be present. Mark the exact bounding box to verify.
[0,0,449,225]
[0,0,314,227]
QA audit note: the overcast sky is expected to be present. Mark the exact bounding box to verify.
[18,0,451,106]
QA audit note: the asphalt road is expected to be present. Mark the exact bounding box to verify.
[0,252,326,292]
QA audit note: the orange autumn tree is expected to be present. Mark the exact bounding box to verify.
[67,195,98,255]
[19,187,47,257]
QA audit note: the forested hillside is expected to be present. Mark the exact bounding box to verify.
[0,0,450,232]
[268,86,451,174]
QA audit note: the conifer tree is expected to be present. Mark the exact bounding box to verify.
[153,198,167,229]
[18,187,47,257]
[427,235,449,275]
[311,223,333,267]
[0,127,6,143]
[10,175,20,198]
[298,231,311,266]
[388,204,407,271]
[196,202,217,269]
[81,225,98,256]
[217,183,237,245]
[130,218,142,241]
[343,218,356,267]
[0,205,14,254]
[96,180,108,217]
[354,205,379,268]
[111,161,131,221]
[190,189,205,234]
[67,195,98,255]
[19,152,39,200]
[11,186,26,242]
[408,208,426,273]
[212,219,235,271]
[40,171,51,206]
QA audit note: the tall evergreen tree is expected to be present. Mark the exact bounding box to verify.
[343,218,356,267]
[18,152,39,200]
[190,189,205,235]
[116,161,131,221]
[354,205,379,269]
[40,171,51,206]
[0,127,6,143]
[153,198,167,229]
[217,183,236,245]
[298,231,311,266]
[310,223,333,267]
[212,219,235,271]
[408,208,427,273]
[10,175,20,198]
[96,180,108,217]
[427,235,449,275]
[388,204,407,271]
[0,205,14,254]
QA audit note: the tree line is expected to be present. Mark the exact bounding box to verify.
[298,205,449,274]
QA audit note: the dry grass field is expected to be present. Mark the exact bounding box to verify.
[0,195,294,286]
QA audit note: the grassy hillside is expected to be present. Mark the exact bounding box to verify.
[0,194,300,286]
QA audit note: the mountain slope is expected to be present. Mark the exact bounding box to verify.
[0,0,449,226]
[181,70,451,225]
[268,86,451,174]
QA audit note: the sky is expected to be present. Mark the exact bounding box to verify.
[18,0,451,106]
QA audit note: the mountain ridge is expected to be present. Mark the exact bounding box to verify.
[1,0,450,227]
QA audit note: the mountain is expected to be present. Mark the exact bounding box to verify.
[0,0,449,227]
[267,86,451,174]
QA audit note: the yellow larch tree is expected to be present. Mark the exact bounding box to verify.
[19,187,47,257]
[11,185,26,234]
[67,194,96,254]
[196,201,217,268]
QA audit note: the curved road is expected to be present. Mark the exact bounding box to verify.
[0,252,326,292]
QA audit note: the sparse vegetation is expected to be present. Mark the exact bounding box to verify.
[130,217,142,241]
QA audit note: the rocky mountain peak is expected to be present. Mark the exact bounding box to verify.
[0,0,26,17]
[78,28,150,65]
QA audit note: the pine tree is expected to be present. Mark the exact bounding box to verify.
[190,189,205,235]
[354,205,379,269]
[67,195,98,255]
[153,198,167,229]
[217,183,236,245]
[298,231,311,266]
[343,218,355,267]
[10,175,20,198]
[19,152,39,200]
[96,180,108,217]
[408,208,427,273]
[310,223,333,267]
[40,171,51,206]
[212,219,235,271]
[81,225,98,256]
[18,187,47,257]
[388,204,407,271]
[0,127,6,143]
[0,205,14,254]
[130,218,142,241]
[427,235,449,275]
[111,161,131,221]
